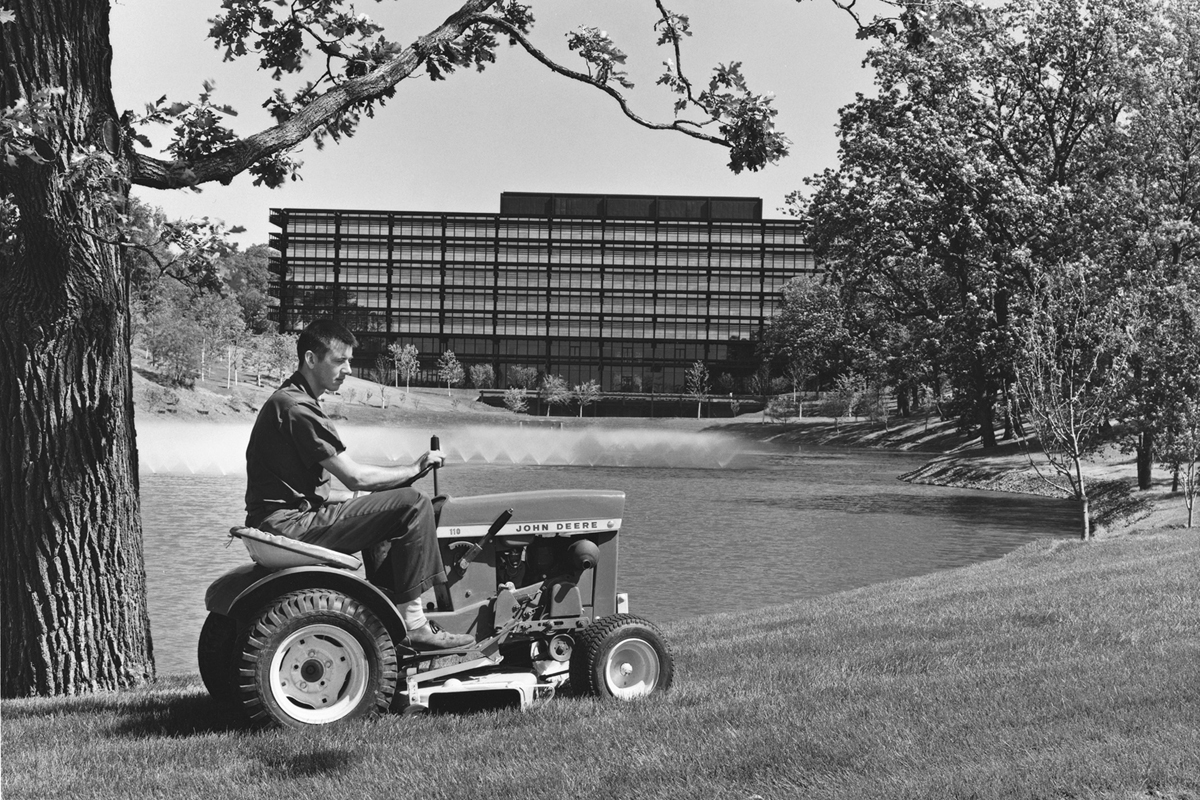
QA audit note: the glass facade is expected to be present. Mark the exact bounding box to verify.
[268,193,814,392]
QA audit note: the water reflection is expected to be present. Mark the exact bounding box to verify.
[137,424,1080,676]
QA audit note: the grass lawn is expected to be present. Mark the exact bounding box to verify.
[5,528,1200,799]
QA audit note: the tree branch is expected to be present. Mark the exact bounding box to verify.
[469,14,730,149]
[129,0,501,189]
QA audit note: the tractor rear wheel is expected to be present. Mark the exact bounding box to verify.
[198,612,240,703]
[570,614,674,699]
[236,589,398,727]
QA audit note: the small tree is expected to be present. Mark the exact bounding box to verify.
[508,365,540,390]
[269,332,299,381]
[437,350,465,395]
[826,372,866,431]
[144,308,203,387]
[541,374,572,416]
[391,342,420,395]
[685,360,710,418]
[747,361,773,424]
[469,363,496,389]
[574,379,602,417]
[1014,263,1127,540]
[372,353,392,408]
[503,387,529,414]
[374,352,394,387]
[1158,396,1200,528]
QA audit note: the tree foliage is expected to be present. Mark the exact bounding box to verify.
[792,0,1199,472]
[389,342,419,393]
[469,363,495,389]
[573,379,601,417]
[684,359,709,418]
[540,374,571,415]
[436,350,464,394]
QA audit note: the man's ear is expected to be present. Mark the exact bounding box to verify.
[302,350,318,369]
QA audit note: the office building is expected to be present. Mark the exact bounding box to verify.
[268,192,814,392]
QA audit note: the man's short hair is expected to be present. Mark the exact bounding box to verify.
[298,319,358,364]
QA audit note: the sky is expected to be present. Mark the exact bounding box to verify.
[108,0,884,247]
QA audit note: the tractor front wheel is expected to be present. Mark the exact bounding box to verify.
[237,589,398,727]
[570,614,674,700]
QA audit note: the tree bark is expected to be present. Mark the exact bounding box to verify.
[1,0,155,696]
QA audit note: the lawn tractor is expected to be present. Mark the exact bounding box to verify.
[198,439,674,728]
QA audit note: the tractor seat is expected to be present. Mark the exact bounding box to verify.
[229,526,362,571]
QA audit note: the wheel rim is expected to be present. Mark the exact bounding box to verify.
[603,637,660,699]
[268,623,370,724]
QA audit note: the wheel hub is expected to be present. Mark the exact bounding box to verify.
[269,625,369,723]
[604,637,660,699]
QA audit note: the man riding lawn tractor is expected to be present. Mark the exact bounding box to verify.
[198,319,674,726]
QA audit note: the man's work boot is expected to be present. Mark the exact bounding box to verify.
[407,622,475,651]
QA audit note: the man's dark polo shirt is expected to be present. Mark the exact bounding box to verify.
[245,372,345,527]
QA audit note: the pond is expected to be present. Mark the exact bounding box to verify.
[139,422,1079,675]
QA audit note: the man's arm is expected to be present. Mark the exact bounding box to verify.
[320,449,445,494]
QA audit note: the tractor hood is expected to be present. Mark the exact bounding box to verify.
[436,489,625,539]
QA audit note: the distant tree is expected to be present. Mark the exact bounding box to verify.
[574,379,602,417]
[685,360,710,418]
[437,350,465,395]
[507,365,540,390]
[825,372,866,432]
[391,342,420,395]
[268,332,299,381]
[143,307,204,387]
[747,361,773,425]
[371,355,392,409]
[1158,397,1200,528]
[763,276,848,412]
[541,374,571,416]
[220,245,276,333]
[192,292,245,383]
[374,353,394,390]
[503,387,529,414]
[469,363,496,389]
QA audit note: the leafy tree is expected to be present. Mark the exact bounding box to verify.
[221,245,276,334]
[1,0,790,697]
[469,363,495,389]
[143,307,204,387]
[503,386,529,414]
[684,359,709,418]
[796,0,1145,449]
[762,276,848,414]
[507,365,540,390]
[267,332,299,381]
[573,379,601,417]
[373,352,394,389]
[193,292,246,383]
[1158,396,1200,528]
[1013,262,1128,540]
[825,371,866,432]
[540,374,571,416]
[747,361,773,425]
[390,342,420,395]
[437,350,465,395]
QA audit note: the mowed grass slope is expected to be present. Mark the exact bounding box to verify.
[4,530,1200,800]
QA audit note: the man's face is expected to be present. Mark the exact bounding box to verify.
[307,341,353,395]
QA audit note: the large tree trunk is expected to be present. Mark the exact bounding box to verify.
[1,0,155,696]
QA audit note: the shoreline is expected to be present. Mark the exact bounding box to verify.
[132,368,1191,537]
